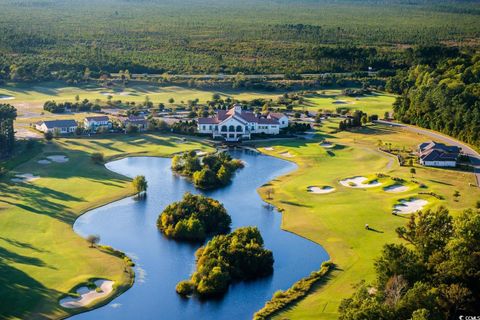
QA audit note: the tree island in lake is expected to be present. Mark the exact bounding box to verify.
[172,151,244,189]
[176,226,274,297]
[157,193,231,242]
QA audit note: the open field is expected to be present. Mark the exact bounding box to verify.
[301,90,396,115]
[0,134,213,319]
[256,120,480,319]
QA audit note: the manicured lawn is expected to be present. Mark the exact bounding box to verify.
[0,133,213,319]
[256,120,479,319]
[300,90,396,116]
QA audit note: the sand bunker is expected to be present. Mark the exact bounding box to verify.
[279,151,294,158]
[100,91,131,96]
[0,95,14,100]
[60,279,114,309]
[11,173,40,183]
[320,142,334,148]
[264,147,274,151]
[37,159,52,165]
[307,186,335,194]
[384,184,409,193]
[393,199,428,214]
[339,176,382,188]
[47,155,69,163]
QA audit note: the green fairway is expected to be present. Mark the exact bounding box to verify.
[0,134,213,319]
[299,90,396,116]
[0,81,284,115]
[255,121,480,319]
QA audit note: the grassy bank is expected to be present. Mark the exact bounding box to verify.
[0,133,213,319]
[256,120,480,319]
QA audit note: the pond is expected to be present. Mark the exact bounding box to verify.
[72,150,329,320]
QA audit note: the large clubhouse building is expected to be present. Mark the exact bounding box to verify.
[198,105,288,141]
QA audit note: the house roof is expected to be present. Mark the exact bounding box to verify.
[198,106,281,126]
[41,119,77,128]
[419,141,460,162]
[85,116,109,122]
[268,112,287,120]
[420,149,458,162]
[419,141,460,154]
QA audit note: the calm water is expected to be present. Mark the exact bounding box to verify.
[72,150,329,320]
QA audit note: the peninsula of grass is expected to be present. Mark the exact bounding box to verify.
[172,151,243,189]
[0,133,213,319]
[157,193,231,242]
[255,120,480,319]
[176,227,273,297]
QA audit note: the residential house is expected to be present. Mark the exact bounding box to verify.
[119,115,148,131]
[35,119,77,135]
[84,116,111,132]
[198,105,287,141]
[418,141,461,167]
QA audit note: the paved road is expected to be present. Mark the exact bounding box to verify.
[376,120,480,187]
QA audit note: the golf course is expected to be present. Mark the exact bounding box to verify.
[256,119,480,319]
[0,134,213,319]
[1,115,478,319]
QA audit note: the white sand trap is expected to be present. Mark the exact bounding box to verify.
[264,147,274,151]
[393,199,428,214]
[60,280,114,309]
[0,95,14,100]
[47,155,69,163]
[37,159,52,165]
[307,186,335,194]
[320,142,334,148]
[11,173,40,183]
[384,184,409,193]
[279,151,294,158]
[195,151,208,156]
[339,176,382,188]
[100,91,131,96]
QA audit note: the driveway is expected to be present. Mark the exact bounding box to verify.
[375,120,480,187]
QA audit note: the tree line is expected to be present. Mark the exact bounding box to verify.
[388,53,480,148]
[0,104,17,158]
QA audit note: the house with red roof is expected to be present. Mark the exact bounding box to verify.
[197,105,287,141]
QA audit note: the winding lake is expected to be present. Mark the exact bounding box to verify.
[72,150,329,320]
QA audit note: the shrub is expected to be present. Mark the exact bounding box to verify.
[91,152,104,164]
[176,280,195,296]
[254,261,332,319]
[44,131,53,141]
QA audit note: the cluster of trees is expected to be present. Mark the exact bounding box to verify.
[0,104,17,158]
[43,99,101,113]
[157,193,231,242]
[281,122,311,134]
[176,226,273,297]
[339,207,480,319]
[388,53,480,148]
[172,151,244,189]
[338,110,376,130]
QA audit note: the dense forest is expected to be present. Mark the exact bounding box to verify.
[388,53,480,148]
[0,0,479,82]
[339,207,480,319]
[176,226,273,297]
